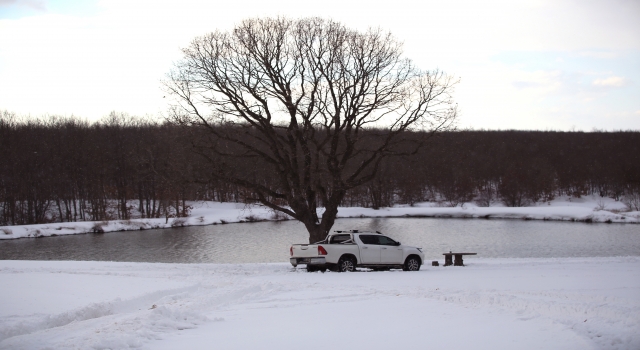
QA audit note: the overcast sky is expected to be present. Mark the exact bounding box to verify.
[1,0,638,130]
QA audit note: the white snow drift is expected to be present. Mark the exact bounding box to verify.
[0,257,638,350]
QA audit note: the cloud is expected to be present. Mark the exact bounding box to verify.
[578,51,618,59]
[512,81,542,89]
[592,76,630,87]
[0,0,46,11]
[508,70,564,94]
[0,0,638,131]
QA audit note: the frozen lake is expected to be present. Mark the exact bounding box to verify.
[0,218,638,263]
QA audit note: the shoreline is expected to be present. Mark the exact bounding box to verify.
[1,197,639,240]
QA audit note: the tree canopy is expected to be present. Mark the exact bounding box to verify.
[165,17,457,242]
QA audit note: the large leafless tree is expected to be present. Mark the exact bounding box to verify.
[165,17,457,242]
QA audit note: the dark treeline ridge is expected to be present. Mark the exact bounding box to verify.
[1,111,639,226]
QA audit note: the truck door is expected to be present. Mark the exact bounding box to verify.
[357,235,381,264]
[379,236,404,264]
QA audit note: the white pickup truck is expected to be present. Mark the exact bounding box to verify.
[289,230,424,272]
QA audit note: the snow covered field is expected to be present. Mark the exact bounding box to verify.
[0,257,638,350]
[1,195,638,240]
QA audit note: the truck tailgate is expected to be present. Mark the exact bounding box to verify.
[291,244,320,258]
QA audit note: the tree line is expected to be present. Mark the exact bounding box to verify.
[1,111,639,226]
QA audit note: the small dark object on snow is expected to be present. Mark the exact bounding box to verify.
[432,261,439,266]
[443,251,477,266]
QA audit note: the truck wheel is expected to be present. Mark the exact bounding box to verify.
[337,256,356,272]
[403,256,421,271]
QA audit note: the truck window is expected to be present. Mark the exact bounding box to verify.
[359,235,379,245]
[330,234,351,244]
[378,236,398,246]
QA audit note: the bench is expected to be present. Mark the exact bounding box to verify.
[442,251,477,266]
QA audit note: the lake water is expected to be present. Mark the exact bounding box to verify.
[0,218,638,263]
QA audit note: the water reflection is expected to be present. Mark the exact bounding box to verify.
[0,218,638,263]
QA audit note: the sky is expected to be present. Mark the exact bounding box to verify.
[0,0,638,130]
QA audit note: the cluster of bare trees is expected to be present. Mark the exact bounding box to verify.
[0,111,199,226]
[344,130,640,209]
[1,109,639,227]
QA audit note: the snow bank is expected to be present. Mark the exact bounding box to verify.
[0,258,638,349]
[1,196,637,240]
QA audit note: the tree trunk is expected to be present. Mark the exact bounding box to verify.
[305,224,327,244]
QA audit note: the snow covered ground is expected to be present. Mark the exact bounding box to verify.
[0,257,638,350]
[1,195,638,240]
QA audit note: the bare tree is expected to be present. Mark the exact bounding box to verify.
[165,17,457,243]
[623,185,640,211]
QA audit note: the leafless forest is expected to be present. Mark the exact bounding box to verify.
[1,111,639,226]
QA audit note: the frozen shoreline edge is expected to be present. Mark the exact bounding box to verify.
[1,200,639,240]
